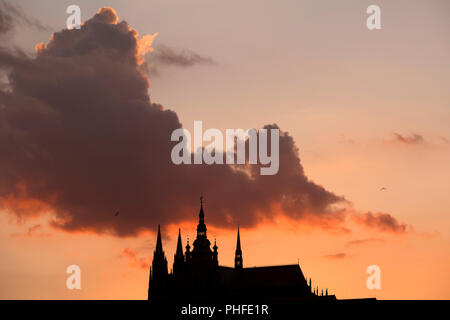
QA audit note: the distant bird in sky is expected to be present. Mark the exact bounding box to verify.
[114,211,119,216]
[379,187,387,191]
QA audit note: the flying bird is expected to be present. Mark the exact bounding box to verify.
[379,187,387,191]
[114,211,119,216]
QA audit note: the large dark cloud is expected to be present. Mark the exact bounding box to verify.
[0,7,408,236]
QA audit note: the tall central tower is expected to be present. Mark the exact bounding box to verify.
[189,196,219,297]
[192,196,212,257]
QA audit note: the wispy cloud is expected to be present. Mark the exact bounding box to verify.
[147,43,215,75]
[392,133,425,145]
[10,224,51,238]
[324,252,347,260]
[0,0,49,36]
[346,238,384,247]
[353,211,409,234]
[152,44,215,67]
[120,248,150,270]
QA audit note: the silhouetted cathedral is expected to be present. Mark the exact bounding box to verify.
[148,198,336,301]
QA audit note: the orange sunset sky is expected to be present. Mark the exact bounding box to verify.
[0,0,449,300]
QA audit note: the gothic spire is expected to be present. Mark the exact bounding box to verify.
[151,224,168,282]
[176,228,183,255]
[185,236,191,262]
[155,224,163,253]
[199,195,205,221]
[173,228,184,275]
[196,195,207,238]
[212,237,219,266]
[236,226,242,252]
[235,226,243,269]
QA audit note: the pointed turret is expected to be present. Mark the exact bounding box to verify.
[234,226,243,269]
[151,225,168,279]
[236,227,242,251]
[155,224,163,253]
[173,228,185,276]
[196,196,207,238]
[213,238,218,251]
[148,224,168,300]
[212,238,218,266]
[199,196,205,220]
[185,236,191,262]
[176,228,183,255]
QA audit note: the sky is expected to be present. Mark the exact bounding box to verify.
[0,0,449,299]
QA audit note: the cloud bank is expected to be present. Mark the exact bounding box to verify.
[0,7,408,236]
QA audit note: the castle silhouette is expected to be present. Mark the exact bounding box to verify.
[148,198,336,301]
